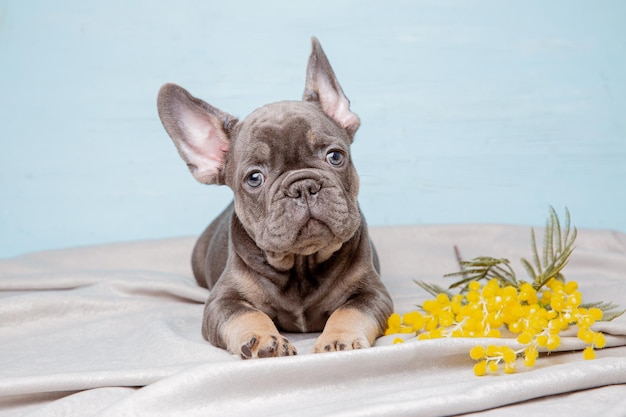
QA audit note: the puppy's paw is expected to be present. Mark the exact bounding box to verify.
[312,308,380,354]
[239,333,297,359]
[312,332,370,353]
[222,311,297,359]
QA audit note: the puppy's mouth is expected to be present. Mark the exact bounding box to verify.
[259,209,344,257]
[290,217,332,254]
[299,217,327,238]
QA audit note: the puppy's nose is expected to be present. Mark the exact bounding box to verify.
[285,179,321,199]
[282,170,323,200]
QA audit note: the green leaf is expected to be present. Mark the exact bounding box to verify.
[552,206,563,255]
[530,228,542,279]
[581,301,625,322]
[413,280,453,299]
[445,257,516,289]
[602,309,626,322]
[543,211,554,267]
[525,208,577,291]
[520,258,537,281]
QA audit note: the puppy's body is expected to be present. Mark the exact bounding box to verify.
[197,201,386,331]
[158,38,393,358]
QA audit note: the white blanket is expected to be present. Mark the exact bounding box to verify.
[1,225,626,416]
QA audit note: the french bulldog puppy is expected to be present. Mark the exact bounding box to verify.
[157,37,392,358]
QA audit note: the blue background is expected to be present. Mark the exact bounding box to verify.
[1,0,625,258]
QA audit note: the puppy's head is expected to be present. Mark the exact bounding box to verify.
[158,38,362,266]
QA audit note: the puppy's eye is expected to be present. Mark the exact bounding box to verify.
[326,150,345,167]
[246,171,265,188]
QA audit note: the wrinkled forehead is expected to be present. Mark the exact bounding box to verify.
[234,101,347,151]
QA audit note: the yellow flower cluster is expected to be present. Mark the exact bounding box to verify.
[386,278,606,376]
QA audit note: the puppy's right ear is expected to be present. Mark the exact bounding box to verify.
[157,83,237,185]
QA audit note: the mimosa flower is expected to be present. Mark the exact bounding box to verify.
[387,209,623,376]
[386,276,615,376]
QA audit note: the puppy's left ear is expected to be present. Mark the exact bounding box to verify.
[303,37,361,138]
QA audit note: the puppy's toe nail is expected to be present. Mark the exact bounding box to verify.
[257,348,272,358]
[281,338,297,356]
[241,336,257,358]
[324,344,332,352]
[338,343,347,351]
[241,346,251,358]
[258,336,279,358]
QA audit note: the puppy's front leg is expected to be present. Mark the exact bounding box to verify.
[313,308,382,353]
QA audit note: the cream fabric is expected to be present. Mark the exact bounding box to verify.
[1,225,625,416]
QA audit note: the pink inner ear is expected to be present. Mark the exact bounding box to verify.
[178,111,230,184]
[316,76,360,133]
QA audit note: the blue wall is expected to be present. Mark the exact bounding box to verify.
[1,0,625,257]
